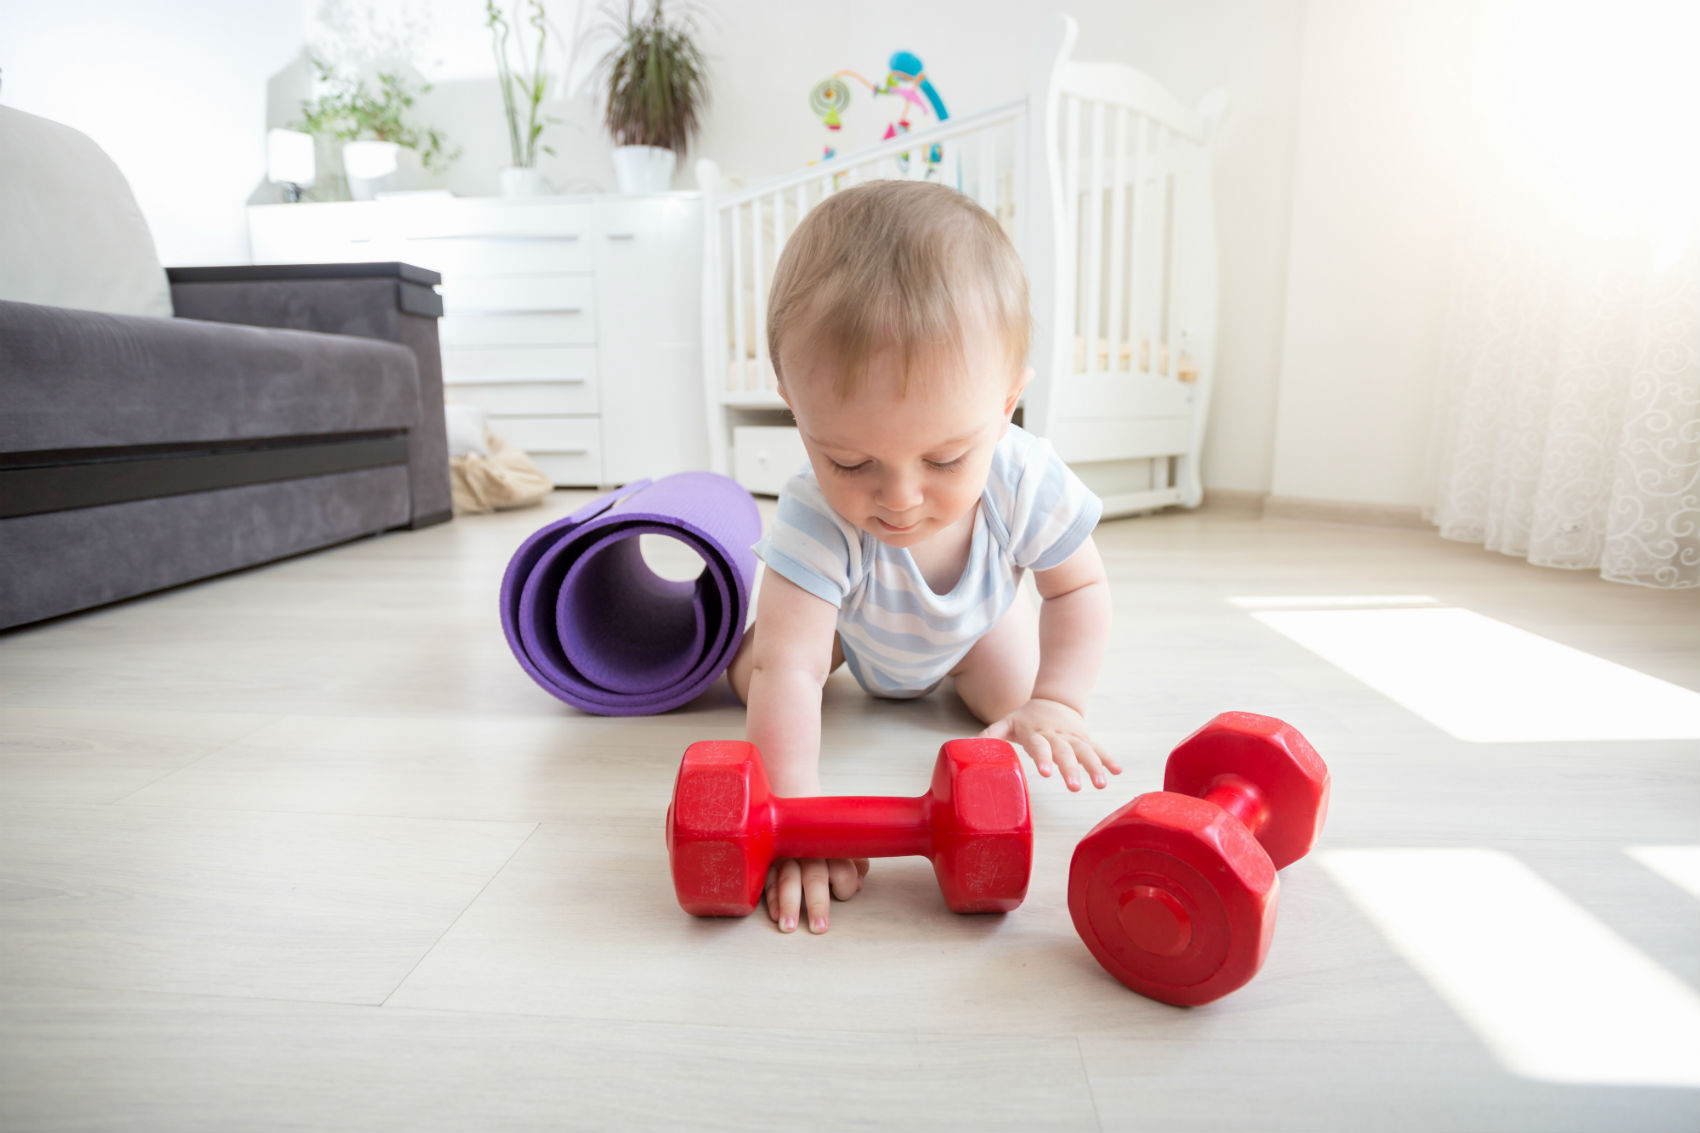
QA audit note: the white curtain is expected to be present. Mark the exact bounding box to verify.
[1426,0,1700,589]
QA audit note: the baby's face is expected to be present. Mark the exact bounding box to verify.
[781,335,1024,549]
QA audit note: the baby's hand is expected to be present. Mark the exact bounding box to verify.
[765,857,870,934]
[979,697,1122,791]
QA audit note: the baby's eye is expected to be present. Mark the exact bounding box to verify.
[925,455,966,471]
[829,459,870,475]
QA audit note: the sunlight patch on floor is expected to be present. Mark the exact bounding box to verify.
[1628,845,1700,902]
[1247,605,1700,741]
[1322,847,1700,1088]
[1227,595,1442,610]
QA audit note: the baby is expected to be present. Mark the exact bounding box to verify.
[726,179,1119,934]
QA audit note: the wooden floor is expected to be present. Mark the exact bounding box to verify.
[2,492,1697,1132]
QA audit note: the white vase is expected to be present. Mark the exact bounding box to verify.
[611,145,677,194]
[499,165,549,198]
[342,140,401,200]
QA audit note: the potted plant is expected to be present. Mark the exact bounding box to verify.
[596,1,710,194]
[486,0,566,197]
[293,57,458,199]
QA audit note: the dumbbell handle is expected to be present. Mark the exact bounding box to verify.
[768,794,934,860]
[1198,775,1269,842]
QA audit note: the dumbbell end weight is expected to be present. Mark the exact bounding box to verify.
[1069,791,1279,1006]
[928,738,1034,913]
[667,740,776,916]
[1166,712,1330,870]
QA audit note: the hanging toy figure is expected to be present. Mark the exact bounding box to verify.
[808,50,950,175]
[808,76,852,162]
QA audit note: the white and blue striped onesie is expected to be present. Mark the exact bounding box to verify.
[752,424,1103,699]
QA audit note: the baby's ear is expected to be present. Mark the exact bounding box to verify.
[1004,367,1033,416]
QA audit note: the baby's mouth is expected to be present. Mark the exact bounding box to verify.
[876,516,919,533]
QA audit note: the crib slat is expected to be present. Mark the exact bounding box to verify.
[1106,105,1129,377]
[752,195,768,391]
[1163,140,1183,380]
[1063,95,1081,364]
[977,129,996,215]
[1127,115,1152,376]
[729,203,745,391]
[1011,111,1028,262]
[794,183,807,244]
[1083,100,1105,377]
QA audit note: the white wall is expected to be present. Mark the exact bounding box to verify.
[1267,0,1477,508]
[0,0,305,265]
[1,0,1304,496]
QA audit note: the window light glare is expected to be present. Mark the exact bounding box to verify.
[1323,848,1700,1087]
[1253,607,1700,742]
[1227,595,1441,610]
[1628,846,1700,903]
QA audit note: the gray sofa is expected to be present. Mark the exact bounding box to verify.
[0,105,451,630]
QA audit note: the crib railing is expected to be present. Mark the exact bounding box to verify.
[697,99,1027,473]
[1027,15,1227,510]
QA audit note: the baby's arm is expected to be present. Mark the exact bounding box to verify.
[981,534,1122,790]
[743,570,867,932]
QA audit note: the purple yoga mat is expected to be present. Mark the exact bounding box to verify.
[499,472,761,715]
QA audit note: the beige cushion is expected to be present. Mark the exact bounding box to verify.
[0,106,173,317]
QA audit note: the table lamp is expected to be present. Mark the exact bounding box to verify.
[267,128,316,202]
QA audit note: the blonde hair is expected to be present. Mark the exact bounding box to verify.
[765,180,1030,399]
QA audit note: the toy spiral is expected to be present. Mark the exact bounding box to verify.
[809,77,851,127]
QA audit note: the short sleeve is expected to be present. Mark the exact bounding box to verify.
[751,470,865,607]
[994,428,1103,571]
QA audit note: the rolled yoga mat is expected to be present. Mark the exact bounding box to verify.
[500,471,762,715]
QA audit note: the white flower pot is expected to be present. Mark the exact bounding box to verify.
[611,145,676,194]
[499,165,549,198]
[342,140,400,200]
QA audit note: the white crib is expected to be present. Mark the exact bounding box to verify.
[697,14,1228,515]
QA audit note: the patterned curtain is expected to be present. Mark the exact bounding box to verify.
[1425,1,1700,589]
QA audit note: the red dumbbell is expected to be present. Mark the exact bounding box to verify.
[1068,712,1330,1006]
[666,739,1033,916]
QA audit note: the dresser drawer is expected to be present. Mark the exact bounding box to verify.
[492,415,604,486]
[441,274,591,316]
[439,311,596,347]
[492,414,598,454]
[733,426,809,497]
[396,235,590,278]
[383,197,593,238]
[530,451,604,487]
[442,344,598,384]
[446,380,597,416]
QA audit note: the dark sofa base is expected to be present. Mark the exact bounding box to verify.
[0,467,411,630]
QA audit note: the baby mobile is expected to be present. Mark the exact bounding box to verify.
[809,50,950,177]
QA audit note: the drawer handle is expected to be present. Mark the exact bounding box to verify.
[410,234,582,242]
[606,232,637,241]
[449,307,585,315]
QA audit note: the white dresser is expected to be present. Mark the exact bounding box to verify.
[247,194,706,487]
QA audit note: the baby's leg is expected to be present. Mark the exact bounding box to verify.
[727,622,845,705]
[948,587,1040,725]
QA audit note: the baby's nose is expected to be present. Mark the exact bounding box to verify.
[878,472,924,510]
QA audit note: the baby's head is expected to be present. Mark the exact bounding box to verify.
[766,180,1032,547]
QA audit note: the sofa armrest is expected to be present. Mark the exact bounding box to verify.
[166,262,451,528]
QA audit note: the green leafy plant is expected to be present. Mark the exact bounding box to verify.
[597,0,710,154]
[486,0,563,168]
[293,56,458,171]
